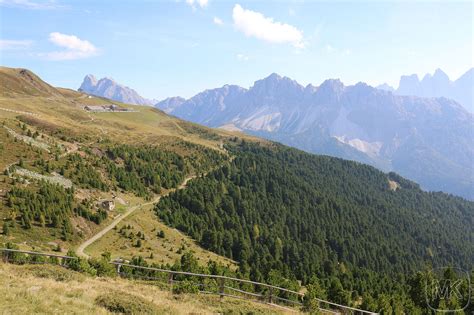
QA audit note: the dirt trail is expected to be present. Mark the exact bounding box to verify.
[75,175,196,258]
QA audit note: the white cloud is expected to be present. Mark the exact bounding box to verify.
[213,17,223,25]
[0,0,66,10]
[186,0,208,9]
[0,39,33,50]
[236,53,249,61]
[232,4,304,48]
[43,32,99,60]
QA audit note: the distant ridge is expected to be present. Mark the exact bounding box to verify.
[377,68,474,112]
[79,75,153,105]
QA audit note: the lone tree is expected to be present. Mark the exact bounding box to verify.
[2,222,9,236]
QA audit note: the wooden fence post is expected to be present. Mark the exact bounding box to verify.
[116,263,121,275]
[168,273,174,293]
[268,288,273,304]
[219,278,225,299]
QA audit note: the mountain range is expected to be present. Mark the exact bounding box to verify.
[155,72,474,199]
[3,66,474,314]
[79,74,154,105]
[76,69,474,199]
[377,68,473,113]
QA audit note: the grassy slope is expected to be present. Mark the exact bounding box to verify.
[0,67,255,150]
[0,263,290,314]
[0,66,252,266]
[86,200,236,268]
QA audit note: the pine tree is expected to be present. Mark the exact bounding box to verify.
[39,214,46,228]
[2,222,9,236]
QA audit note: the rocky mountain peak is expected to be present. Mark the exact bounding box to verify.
[154,70,474,199]
[317,79,344,94]
[433,68,449,80]
[251,73,303,97]
[78,74,152,105]
[79,74,98,91]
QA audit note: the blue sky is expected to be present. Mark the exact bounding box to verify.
[0,0,472,100]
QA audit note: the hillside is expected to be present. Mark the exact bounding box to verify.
[156,73,474,199]
[0,263,286,314]
[0,67,473,313]
[0,66,246,262]
[156,140,474,312]
[0,67,61,97]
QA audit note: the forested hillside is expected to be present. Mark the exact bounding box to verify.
[0,121,225,245]
[156,140,474,312]
[156,73,474,200]
[1,67,473,313]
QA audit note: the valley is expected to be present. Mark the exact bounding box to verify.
[2,1,472,313]
[0,66,472,314]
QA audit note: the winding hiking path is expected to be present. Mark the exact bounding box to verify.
[75,175,196,258]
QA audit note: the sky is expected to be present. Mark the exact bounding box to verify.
[0,0,473,100]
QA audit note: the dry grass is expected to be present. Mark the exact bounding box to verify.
[0,263,293,314]
[0,92,227,151]
[0,67,61,97]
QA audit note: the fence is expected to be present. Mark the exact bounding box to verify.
[0,248,377,314]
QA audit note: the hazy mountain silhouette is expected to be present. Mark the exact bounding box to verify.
[378,68,473,112]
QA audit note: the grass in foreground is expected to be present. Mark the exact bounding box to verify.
[0,263,292,314]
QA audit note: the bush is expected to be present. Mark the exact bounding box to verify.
[3,242,29,264]
[64,251,97,276]
[303,277,326,314]
[89,258,117,277]
[2,222,9,235]
[172,280,200,294]
[95,292,162,314]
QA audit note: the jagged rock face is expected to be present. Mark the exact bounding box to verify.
[80,74,98,92]
[378,68,473,113]
[156,73,474,199]
[78,75,152,106]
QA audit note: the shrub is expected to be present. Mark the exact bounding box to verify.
[64,251,97,276]
[303,277,327,314]
[2,222,9,235]
[89,258,117,277]
[172,280,200,294]
[95,292,161,314]
[3,242,29,264]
